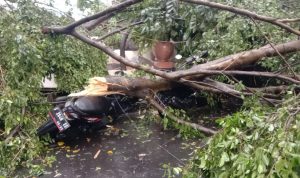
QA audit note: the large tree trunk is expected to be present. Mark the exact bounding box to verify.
[70,40,300,97]
[169,40,300,79]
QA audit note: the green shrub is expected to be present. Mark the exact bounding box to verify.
[184,94,300,178]
[0,0,107,175]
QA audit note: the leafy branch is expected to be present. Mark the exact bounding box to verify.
[181,0,300,36]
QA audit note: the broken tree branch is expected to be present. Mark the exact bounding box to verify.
[181,0,300,36]
[41,0,143,34]
[69,74,289,107]
[174,70,300,85]
[249,85,290,95]
[4,125,20,144]
[179,78,243,98]
[278,18,300,23]
[69,76,172,97]
[147,97,218,135]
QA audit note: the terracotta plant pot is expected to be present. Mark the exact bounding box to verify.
[153,41,175,61]
[152,41,175,70]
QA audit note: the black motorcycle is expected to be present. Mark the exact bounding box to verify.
[37,85,209,137]
[37,95,136,136]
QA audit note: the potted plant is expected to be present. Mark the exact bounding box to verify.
[138,0,180,70]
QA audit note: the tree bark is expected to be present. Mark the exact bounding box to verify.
[120,30,130,70]
[84,10,122,31]
[170,40,300,79]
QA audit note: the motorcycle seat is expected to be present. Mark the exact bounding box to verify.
[74,96,110,116]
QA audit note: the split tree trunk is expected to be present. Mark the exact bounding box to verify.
[69,76,172,97]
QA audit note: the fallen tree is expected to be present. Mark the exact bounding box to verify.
[42,0,300,135]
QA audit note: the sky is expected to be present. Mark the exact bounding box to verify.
[39,0,113,19]
[0,0,113,20]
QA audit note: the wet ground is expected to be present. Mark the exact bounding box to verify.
[38,93,242,178]
[42,115,203,178]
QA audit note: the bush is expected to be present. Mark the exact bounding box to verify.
[183,94,300,177]
[0,0,107,175]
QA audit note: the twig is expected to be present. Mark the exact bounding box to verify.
[157,144,185,165]
[3,0,14,10]
[0,65,5,90]
[4,125,21,144]
[284,108,300,130]
[206,79,282,99]
[93,149,101,159]
[230,76,276,106]
[98,21,144,41]
[181,0,300,36]
[275,61,300,74]
[97,19,127,31]
[250,18,298,79]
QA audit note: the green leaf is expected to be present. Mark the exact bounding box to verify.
[268,124,274,132]
[173,167,182,175]
[258,164,264,174]
[199,159,206,168]
[262,154,269,166]
[219,152,230,167]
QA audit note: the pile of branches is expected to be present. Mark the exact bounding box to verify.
[42,0,300,135]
